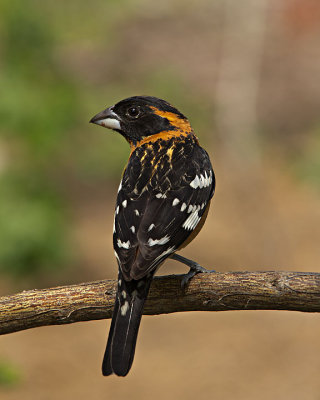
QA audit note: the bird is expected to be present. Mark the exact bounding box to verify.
[90,96,215,377]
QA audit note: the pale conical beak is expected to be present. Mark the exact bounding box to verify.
[90,107,121,130]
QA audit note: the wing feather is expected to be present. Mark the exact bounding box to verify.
[113,138,215,280]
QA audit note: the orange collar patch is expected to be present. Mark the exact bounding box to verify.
[150,106,193,134]
[129,107,195,153]
[129,130,182,154]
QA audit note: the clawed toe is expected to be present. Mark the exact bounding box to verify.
[181,265,215,289]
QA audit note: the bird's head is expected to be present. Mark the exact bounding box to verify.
[90,96,192,146]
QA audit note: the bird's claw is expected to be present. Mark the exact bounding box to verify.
[181,264,215,290]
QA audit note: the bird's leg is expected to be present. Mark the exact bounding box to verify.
[171,253,215,289]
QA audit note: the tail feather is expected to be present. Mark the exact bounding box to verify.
[102,273,152,376]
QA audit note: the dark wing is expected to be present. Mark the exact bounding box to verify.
[113,139,215,281]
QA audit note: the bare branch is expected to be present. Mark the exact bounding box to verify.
[1,271,320,335]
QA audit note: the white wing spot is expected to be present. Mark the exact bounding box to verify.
[118,279,122,286]
[182,210,201,230]
[172,198,180,206]
[199,174,205,188]
[204,171,209,187]
[117,239,131,249]
[148,235,170,246]
[209,171,213,185]
[116,206,119,214]
[148,223,155,232]
[118,180,122,193]
[121,301,129,316]
[130,226,135,234]
[190,175,200,189]
[134,209,140,216]
[156,193,167,199]
[181,202,187,212]
[190,171,212,189]
[122,200,127,208]
[121,290,127,299]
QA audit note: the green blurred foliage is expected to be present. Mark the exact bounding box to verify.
[144,69,213,139]
[0,175,69,276]
[0,360,21,387]
[0,0,79,157]
[1,0,317,281]
[0,0,149,277]
[293,125,320,189]
[0,1,78,277]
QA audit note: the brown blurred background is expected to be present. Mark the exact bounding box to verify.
[1,0,320,398]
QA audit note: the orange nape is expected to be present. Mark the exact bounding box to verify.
[129,106,195,153]
[150,106,193,134]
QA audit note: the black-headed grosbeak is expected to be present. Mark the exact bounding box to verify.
[90,96,215,377]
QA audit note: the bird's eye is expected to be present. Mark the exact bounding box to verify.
[126,106,140,119]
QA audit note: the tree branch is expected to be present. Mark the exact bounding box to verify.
[1,271,320,335]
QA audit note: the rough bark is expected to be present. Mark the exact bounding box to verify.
[1,271,320,335]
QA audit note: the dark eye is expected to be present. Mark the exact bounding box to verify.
[126,106,140,119]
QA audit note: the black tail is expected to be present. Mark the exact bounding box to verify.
[102,272,153,376]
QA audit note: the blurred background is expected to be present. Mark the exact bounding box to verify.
[1,0,320,398]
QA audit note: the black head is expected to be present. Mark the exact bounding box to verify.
[90,96,191,145]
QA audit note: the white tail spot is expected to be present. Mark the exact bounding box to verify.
[120,301,129,316]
